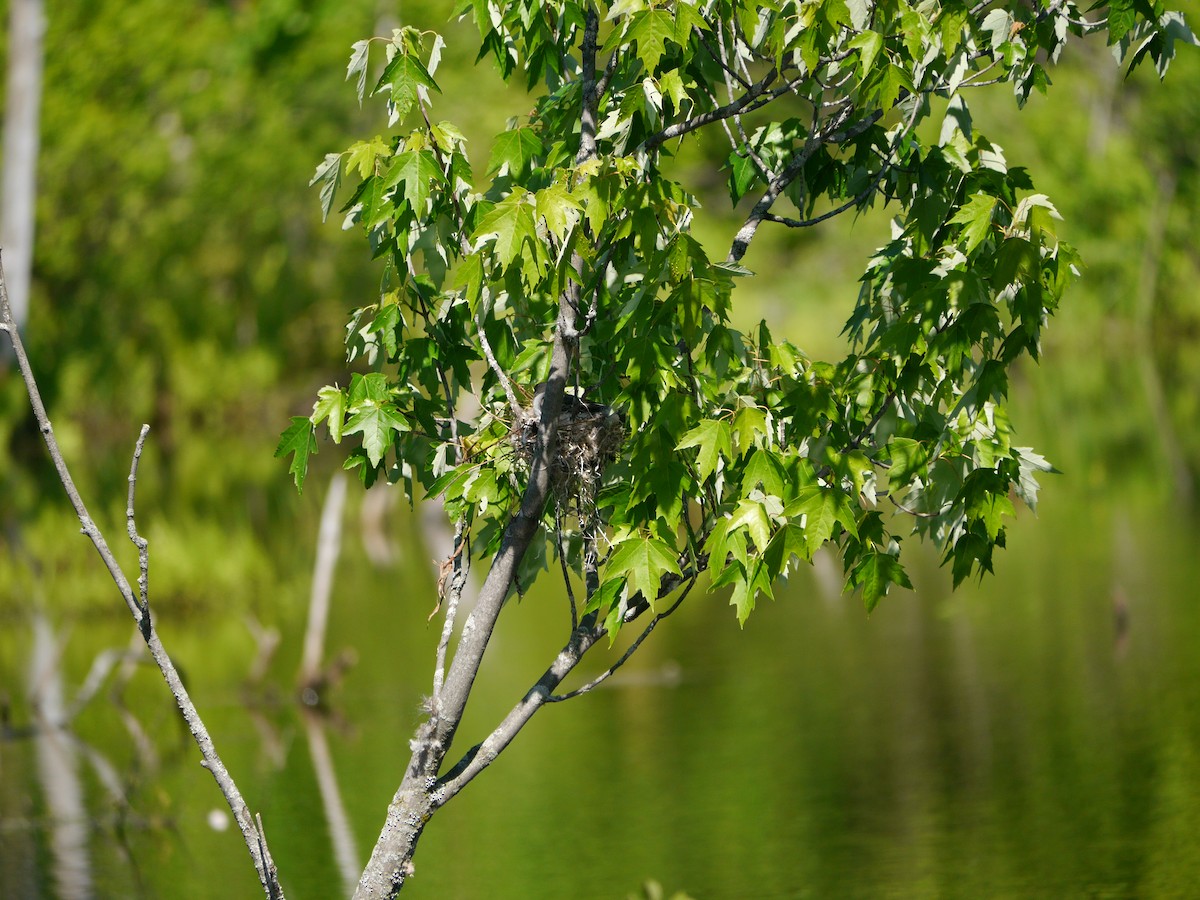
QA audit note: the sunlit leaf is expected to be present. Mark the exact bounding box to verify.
[603,534,683,609]
[275,417,316,493]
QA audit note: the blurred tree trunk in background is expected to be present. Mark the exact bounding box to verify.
[1,0,44,347]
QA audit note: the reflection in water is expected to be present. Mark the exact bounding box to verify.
[2,492,1199,898]
[28,614,92,900]
[303,710,360,897]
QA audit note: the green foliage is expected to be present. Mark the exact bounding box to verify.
[288,1,1195,630]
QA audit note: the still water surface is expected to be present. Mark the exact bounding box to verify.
[2,486,1198,899]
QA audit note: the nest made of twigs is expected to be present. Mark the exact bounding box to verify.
[511,398,625,507]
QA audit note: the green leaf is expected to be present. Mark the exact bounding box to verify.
[703,515,739,578]
[993,237,1039,288]
[456,252,485,311]
[849,30,884,77]
[1012,446,1057,511]
[343,374,409,467]
[276,417,316,493]
[384,150,442,212]
[788,484,858,556]
[673,1,708,41]
[743,448,787,496]
[676,419,732,482]
[728,499,772,553]
[859,551,912,612]
[885,438,929,491]
[870,63,912,108]
[311,386,346,443]
[378,52,440,122]
[603,534,683,609]
[474,190,538,268]
[728,150,758,204]
[486,128,544,179]
[534,182,582,239]
[310,153,342,223]
[763,520,811,574]
[345,136,390,179]
[949,532,991,588]
[658,69,688,111]
[1107,0,1137,45]
[950,192,998,254]
[732,406,768,456]
[347,39,371,104]
[729,560,773,626]
[627,8,676,71]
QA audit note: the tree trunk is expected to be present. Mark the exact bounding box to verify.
[1,0,45,348]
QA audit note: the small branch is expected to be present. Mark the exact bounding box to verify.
[125,425,152,633]
[431,518,468,709]
[615,561,705,628]
[476,300,525,422]
[581,509,601,601]
[698,23,751,90]
[547,578,695,702]
[555,506,578,631]
[254,813,283,900]
[594,51,618,101]
[640,67,779,153]
[715,24,773,182]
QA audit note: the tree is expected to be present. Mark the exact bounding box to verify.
[4,1,1195,899]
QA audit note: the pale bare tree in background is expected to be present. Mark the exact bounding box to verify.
[1,0,44,351]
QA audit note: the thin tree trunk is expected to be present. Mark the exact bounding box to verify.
[1,0,45,350]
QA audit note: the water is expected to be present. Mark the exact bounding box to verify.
[3,478,1198,899]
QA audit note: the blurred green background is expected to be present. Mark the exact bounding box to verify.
[2,1,1199,898]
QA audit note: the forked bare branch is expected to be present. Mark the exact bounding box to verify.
[0,253,286,900]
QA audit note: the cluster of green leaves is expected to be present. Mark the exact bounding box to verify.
[283,1,1193,628]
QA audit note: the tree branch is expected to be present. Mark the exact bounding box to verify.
[760,92,924,232]
[0,253,286,899]
[640,67,779,153]
[555,505,579,631]
[547,577,695,702]
[476,298,526,422]
[431,519,469,706]
[125,424,152,628]
[433,621,603,804]
[727,103,884,264]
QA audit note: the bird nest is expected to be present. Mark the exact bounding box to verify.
[511,397,625,509]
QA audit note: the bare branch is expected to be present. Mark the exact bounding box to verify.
[125,424,151,625]
[555,506,579,631]
[431,519,468,708]
[0,253,286,900]
[476,299,526,421]
[548,578,695,702]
